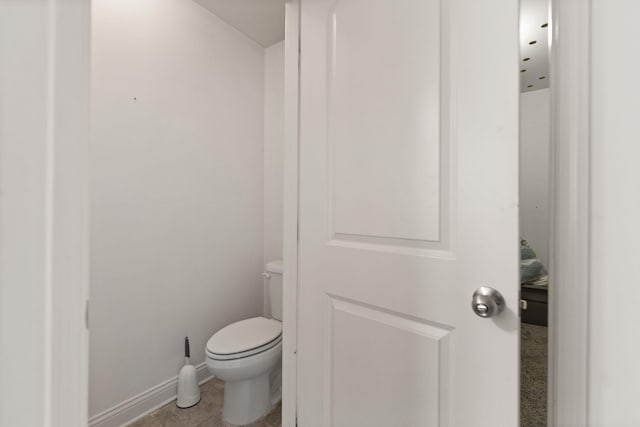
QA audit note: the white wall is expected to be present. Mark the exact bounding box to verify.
[263,42,285,316]
[263,42,285,266]
[589,0,640,424]
[520,88,550,266]
[90,0,265,418]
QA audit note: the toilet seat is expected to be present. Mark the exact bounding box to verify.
[206,317,282,361]
[207,335,282,360]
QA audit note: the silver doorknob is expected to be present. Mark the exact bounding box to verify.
[471,287,505,318]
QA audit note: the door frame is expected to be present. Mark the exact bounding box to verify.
[281,1,301,426]
[0,1,90,426]
[548,0,591,425]
[281,0,592,426]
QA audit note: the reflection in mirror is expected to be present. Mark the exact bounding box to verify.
[519,0,551,426]
[520,0,550,92]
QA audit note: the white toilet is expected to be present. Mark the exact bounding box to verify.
[205,260,283,425]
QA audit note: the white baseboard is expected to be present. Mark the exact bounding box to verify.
[89,362,213,427]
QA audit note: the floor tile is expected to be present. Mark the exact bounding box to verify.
[128,379,280,427]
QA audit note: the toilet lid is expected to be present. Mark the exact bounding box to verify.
[206,317,282,355]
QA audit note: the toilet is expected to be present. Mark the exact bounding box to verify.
[205,260,283,425]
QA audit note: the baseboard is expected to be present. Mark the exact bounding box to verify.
[89,362,213,427]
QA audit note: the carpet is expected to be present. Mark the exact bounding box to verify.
[521,322,548,426]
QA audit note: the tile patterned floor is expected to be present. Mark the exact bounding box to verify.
[128,378,281,427]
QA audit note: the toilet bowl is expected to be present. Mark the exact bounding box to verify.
[206,316,282,425]
[206,261,283,425]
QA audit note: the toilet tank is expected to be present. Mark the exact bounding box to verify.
[265,260,283,321]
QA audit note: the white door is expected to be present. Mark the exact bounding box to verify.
[296,0,520,426]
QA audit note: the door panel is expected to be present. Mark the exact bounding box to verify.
[297,0,520,425]
[328,0,443,244]
[328,296,452,426]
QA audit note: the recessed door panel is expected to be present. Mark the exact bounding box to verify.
[328,297,451,427]
[329,0,445,245]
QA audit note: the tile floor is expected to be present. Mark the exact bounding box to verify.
[128,327,544,427]
[128,378,281,427]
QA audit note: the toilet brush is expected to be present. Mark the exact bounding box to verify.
[176,337,201,408]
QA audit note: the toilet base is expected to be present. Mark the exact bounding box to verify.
[223,372,272,425]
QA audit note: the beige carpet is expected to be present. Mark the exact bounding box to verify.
[521,323,548,427]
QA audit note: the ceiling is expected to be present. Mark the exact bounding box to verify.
[193,0,285,48]
[194,0,548,89]
[520,0,550,92]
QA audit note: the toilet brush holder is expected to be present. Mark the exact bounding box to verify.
[177,337,201,408]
